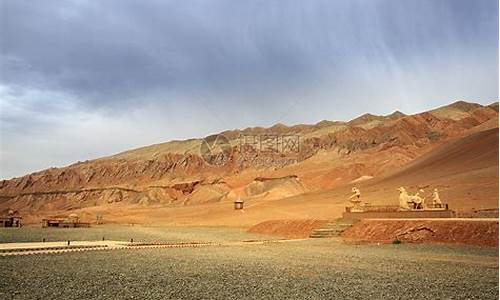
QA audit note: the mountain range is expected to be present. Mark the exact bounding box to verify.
[1,100,498,225]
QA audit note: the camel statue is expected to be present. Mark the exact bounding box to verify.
[398,187,425,210]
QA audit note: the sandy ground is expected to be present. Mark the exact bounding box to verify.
[0,225,277,244]
[0,237,497,299]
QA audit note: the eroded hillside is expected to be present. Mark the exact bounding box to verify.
[0,100,498,224]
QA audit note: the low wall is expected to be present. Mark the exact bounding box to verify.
[247,219,328,238]
[342,219,499,247]
[343,210,455,220]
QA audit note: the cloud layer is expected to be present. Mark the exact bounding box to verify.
[1,0,498,178]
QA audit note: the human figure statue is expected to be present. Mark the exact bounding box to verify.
[350,187,361,200]
[349,187,363,212]
[414,189,425,209]
[398,187,411,210]
[432,188,442,208]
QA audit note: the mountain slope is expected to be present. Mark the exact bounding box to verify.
[358,127,499,209]
[0,100,498,224]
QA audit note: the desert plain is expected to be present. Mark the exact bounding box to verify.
[0,225,498,299]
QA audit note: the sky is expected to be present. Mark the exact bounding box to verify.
[0,0,498,179]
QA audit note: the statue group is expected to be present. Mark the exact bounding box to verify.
[349,187,445,212]
[398,187,444,210]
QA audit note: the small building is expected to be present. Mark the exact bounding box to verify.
[0,216,22,227]
[42,218,65,228]
[96,213,104,225]
[0,209,23,227]
[234,199,244,210]
[42,214,90,228]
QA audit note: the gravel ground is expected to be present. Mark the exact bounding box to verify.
[0,225,276,244]
[0,237,497,299]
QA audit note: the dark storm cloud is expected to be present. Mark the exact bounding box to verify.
[1,0,326,109]
[2,0,495,110]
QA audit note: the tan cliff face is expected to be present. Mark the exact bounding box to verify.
[0,100,498,224]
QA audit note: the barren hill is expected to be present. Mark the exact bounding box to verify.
[348,127,498,210]
[0,100,498,225]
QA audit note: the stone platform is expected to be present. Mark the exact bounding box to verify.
[343,209,456,221]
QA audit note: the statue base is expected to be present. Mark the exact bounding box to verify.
[343,207,455,221]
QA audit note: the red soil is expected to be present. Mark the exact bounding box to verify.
[247,219,328,238]
[341,219,499,247]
